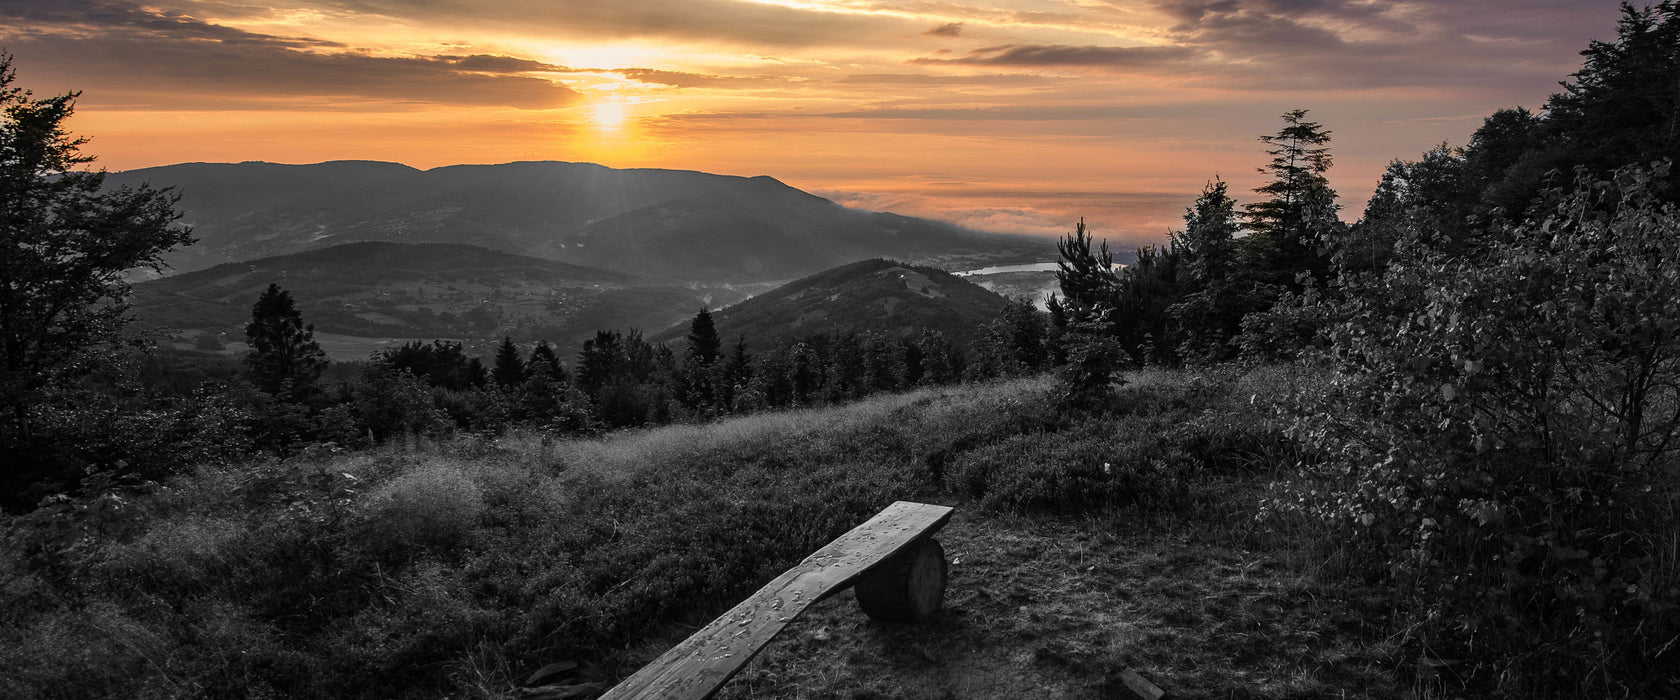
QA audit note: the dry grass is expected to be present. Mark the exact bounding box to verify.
[495,375,1053,481]
[5,365,1419,699]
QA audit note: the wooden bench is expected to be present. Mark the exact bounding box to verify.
[598,501,955,700]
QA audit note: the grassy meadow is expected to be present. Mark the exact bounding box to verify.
[0,366,1424,698]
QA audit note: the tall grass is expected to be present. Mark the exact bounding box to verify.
[0,369,1306,698]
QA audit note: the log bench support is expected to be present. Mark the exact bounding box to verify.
[598,501,955,700]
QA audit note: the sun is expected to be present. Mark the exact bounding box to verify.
[591,101,627,131]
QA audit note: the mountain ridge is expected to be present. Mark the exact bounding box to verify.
[107,160,1049,282]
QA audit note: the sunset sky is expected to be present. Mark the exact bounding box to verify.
[2,0,1625,244]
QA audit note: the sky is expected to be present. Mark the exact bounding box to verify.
[1,0,1627,246]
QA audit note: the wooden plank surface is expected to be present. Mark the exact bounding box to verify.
[598,501,955,700]
[1119,668,1170,700]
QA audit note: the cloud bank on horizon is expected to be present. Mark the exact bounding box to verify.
[0,0,1620,241]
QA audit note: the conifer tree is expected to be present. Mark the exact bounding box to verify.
[681,309,723,410]
[528,341,565,381]
[1245,109,1340,287]
[492,336,524,388]
[244,283,327,400]
[718,335,753,412]
[685,308,722,366]
[1054,218,1117,318]
[1169,179,1251,362]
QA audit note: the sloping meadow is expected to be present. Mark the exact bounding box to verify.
[1,369,1318,698]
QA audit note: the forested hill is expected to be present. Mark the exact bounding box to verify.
[107,160,1047,283]
[130,241,726,351]
[654,258,1010,349]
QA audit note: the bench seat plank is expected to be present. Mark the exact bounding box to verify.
[598,501,955,700]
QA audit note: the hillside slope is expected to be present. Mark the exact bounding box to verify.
[130,241,737,354]
[107,160,1050,282]
[657,258,1009,348]
[0,368,1406,699]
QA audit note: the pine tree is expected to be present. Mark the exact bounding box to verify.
[1168,179,1251,362]
[244,283,327,401]
[1175,178,1240,284]
[719,335,753,412]
[528,341,565,382]
[1054,218,1117,318]
[682,309,723,410]
[1245,109,1340,287]
[1544,2,1680,178]
[492,336,524,388]
[686,309,722,365]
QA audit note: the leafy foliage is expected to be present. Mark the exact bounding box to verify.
[1278,165,1680,696]
[0,54,193,505]
[375,339,486,391]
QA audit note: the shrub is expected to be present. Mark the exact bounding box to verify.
[1279,165,1680,696]
[352,366,453,442]
[356,463,485,559]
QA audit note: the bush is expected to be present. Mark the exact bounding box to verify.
[1280,165,1680,696]
[352,366,453,442]
[356,463,485,559]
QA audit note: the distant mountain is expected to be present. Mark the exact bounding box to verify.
[131,241,749,356]
[107,160,1050,283]
[656,258,1009,350]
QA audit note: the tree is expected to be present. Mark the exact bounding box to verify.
[1053,218,1117,318]
[1169,179,1253,362]
[718,335,753,411]
[1245,109,1340,287]
[244,284,327,400]
[527,340,565,382]
[682,309,723,410]
[0,53,194,468]
[685,308,722,366]
[1174,178,1241,283]
[1111,243,1183,366]
[1544,2,1680,180]
[376,339,482,390]
[491,336,524,388]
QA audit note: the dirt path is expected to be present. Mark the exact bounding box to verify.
[709,512,1404,699]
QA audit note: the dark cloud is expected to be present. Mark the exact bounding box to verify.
[610,68,786,88]
[0,0,582,109]
[322,0,916,47]
[837,73,1046,86]
[924,22,963,37]
[911,44,1198,68]
[446,54,572,73]
[1137,0,1615,91]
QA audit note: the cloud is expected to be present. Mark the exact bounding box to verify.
[0,0,583,109]
[318,0,920,48]
[611,68,786,88]
[813,187,1188,241]
[1140,0,1611,90]
[912,43,1198,68]
[835,73,1046,86]
[445,54,573,73]
[924,22,963,37]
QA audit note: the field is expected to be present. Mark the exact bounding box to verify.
[0,366,1429,698]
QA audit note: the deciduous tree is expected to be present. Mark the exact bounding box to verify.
[0,53,193,493]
